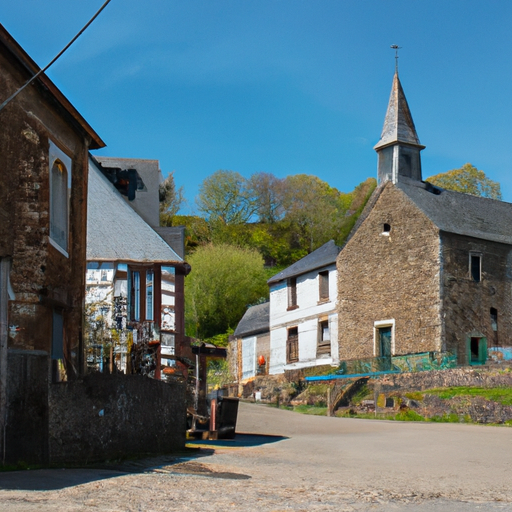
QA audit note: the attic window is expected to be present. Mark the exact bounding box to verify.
[381,223,391,236]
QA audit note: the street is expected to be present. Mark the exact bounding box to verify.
[0,402,511,511]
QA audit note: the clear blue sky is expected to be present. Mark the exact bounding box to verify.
[3,1,512,211]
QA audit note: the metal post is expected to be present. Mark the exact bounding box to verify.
[0,259,10,464]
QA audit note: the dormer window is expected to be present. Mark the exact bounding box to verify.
[382,223,391,236]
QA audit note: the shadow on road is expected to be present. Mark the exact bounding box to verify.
[0,433,287,491]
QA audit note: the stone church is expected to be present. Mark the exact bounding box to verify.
[337,70,512,368]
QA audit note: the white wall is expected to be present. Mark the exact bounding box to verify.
[241,336,256,380]
[269,264,338,374]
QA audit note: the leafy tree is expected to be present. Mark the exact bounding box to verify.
[185,243,268,339]
[426,163,501,200]
[196,170,256,224]
[159,171,184,217]
[248,172,286,223]
[281,174,352,252]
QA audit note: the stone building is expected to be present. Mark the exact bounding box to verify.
[337,70,512,369]
[0,23,105,463]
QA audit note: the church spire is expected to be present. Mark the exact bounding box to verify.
[374,64,425,185]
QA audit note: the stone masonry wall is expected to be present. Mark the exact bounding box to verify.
[441,232,512,363]
[49,373,186,464]
[0,41,89,378]
[337,183,442,360]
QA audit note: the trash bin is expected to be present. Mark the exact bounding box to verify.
[216,397,239,439]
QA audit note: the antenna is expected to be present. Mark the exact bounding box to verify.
[390,44,402,74]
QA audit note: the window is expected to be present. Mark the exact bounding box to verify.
[490,308,498,332]
[128,267,156,323]
[146,270,154,321]
[383,223,391,234]
[317,320,331,356]
[287,327,299,363]
[319,271,329,301]
[470,253,481,282]
[49,141,71,255]
[287,277,297,309]
[51,309,66,382]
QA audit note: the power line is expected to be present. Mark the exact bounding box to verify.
[0,0,114,114]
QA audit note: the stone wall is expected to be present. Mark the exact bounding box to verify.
[4,350,49,465]
[49,373,186,464]
[0,40,89,379]
[337,183,442,360]
[441,232,512,363]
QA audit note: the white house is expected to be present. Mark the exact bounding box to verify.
[267,240,341,374]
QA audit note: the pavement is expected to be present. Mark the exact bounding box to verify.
[0,401,511,510]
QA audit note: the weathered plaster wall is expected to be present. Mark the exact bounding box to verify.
[239,332,270,381]
[337,184,442,361]
[441,233,512,363]
[269,264,338,374]
[49,373,186,463]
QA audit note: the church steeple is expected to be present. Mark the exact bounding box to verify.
[374,71,425,184]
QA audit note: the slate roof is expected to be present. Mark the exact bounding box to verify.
[374,72,424,151]
[233,302,269,338]
[87,158,182,263]
[397,178,512,245]
[267,240,341,285]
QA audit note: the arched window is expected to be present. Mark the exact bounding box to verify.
[49,141,71,255]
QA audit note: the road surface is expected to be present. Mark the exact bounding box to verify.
[0,401,511,511]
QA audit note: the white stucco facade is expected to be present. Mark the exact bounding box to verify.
[269,263,339,375]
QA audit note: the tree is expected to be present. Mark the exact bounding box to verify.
[281,174,351,252]
[196,170,256,224]
[185,243,268,339]
[248,172,286,223]
[426,163,502,200]
[159,171,184,217]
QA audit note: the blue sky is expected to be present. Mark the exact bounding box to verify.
[3,1,512,210]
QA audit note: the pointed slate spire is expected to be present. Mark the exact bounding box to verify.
[374,71,425,184]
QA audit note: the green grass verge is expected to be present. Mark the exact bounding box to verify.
[425,386,512,406]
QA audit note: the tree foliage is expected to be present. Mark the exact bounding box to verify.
[159,171,184,217]
[185,243,268,339]
[426,163,502,200]
[196,170,256,224]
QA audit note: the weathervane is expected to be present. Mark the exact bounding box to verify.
[391,44,402,74]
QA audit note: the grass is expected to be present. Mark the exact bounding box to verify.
[293,405,328,416]
[425,386,512,406]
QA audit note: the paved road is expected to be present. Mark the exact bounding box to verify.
[0,402,511,511]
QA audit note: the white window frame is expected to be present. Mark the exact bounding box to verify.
[373,319,395,357]
[49,141,72,257]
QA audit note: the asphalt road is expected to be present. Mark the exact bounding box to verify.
[0,401,511,511]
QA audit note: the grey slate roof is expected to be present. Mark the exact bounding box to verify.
[267,240,341,285]
[87,158,182,263]
[397,178,512,245]
[233,302,269,338]
[374,72,424,151]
